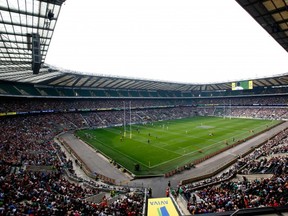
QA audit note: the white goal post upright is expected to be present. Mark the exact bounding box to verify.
[123,101,126,137]
[223,101,226,119]
[229,99,232,119]
[129,101,132,139]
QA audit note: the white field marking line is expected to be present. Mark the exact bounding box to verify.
[195,120,267,135]
[103,118,268,151]
[94,119,271,167]
[130,125,217,168]
[103,126,181,155]
[148,153,187,169]
[133,137,183,157]
[103,127,123,134]
[214,123,272,142]
[151,127,209,147]
[191,120,271,141]
[179,137,221,153]
[216,124,256,131]
[146,138,221,168]
[159,130,220,149]
[122,118,221,149]
[183,124,269,156]
[125,124,192,148]
[94,137,148,167]
[96,127,182,165]
[127,120,217,159]
[145,121,226,167]
[151,132,208,154]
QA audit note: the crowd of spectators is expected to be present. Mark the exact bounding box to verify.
[195,95,288,106]
[182,129,288,214]
[198,106,288,120]
[0,112,145,215]
[230,108,288,120]
[1,96,288,215]
[1,96,288,116]
[186,174,287,214]
[0,98,193,113]
[84,106,197,126]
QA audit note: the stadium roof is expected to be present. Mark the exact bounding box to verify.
[1,0,288,92]
[16,70,288,91]
[0,0,65,75]
[236,0,288,53]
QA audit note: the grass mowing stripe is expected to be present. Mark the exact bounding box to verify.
[75,116,281,175]
[94,137,149,168]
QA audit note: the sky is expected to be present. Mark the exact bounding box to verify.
[46,0,288,84]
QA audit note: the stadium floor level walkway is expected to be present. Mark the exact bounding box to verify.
[59,121,288,198]
[59,132,133,184]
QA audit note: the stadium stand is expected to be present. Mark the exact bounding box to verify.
[181,129,288,215]
[0,96,288,215]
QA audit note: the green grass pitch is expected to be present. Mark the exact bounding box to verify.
[75,116,281,176]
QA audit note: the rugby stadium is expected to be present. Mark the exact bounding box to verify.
[0,0,288,215]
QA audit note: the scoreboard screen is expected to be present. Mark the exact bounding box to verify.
[232,80,253,90]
